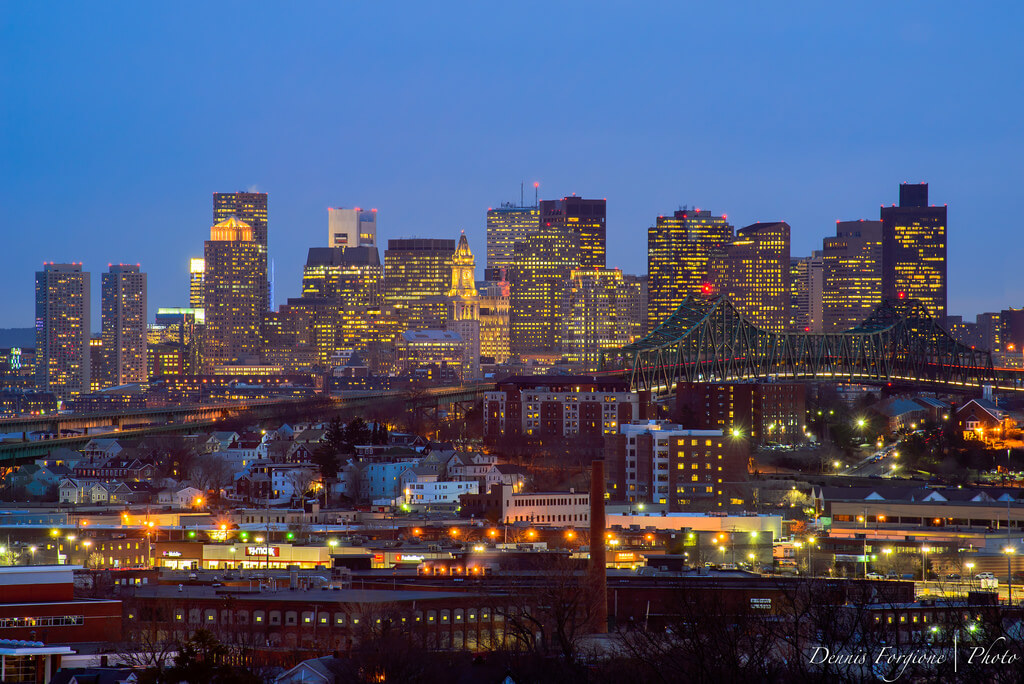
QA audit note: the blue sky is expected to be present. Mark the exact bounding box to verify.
[2,2,1023,328]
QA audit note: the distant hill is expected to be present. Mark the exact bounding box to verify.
[0,328,35,349]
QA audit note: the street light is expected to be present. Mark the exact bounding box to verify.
[921,546,931,581]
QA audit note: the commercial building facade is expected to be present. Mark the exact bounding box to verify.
[822,220,883,331]
[539,196,606,269]
[647,208,732,332]
[384,239,456,329]
[485,203,539,281]
[203,217,265,369]
[327,206,377,248]
[560,268,642,371]
[881,183,947,320]
[714,221,790,332]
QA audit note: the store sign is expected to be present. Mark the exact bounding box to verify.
[245,546,280,557]
[163,551,182,557]
[615,552,637,562]
[750,598,771,610]
[373,553,384,564]
[396,554,423,562]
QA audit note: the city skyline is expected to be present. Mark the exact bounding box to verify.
[3,4,1024,326]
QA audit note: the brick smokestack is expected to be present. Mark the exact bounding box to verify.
[589,459,608,633]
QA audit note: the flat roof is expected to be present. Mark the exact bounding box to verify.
[132,585,478,603]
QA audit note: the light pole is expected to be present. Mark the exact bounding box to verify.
[921,546,931,581]
[1004,546,1016,605]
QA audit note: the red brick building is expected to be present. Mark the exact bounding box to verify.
[604,421,748,509]
[676,382,806,445]
[484,375,649,442]
[0,566,122,645]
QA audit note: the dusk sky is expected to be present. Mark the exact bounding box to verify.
[2,2,1023,329]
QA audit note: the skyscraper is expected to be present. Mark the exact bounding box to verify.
[213,191,269,311]
[821,220,883,331]
[328,207,377,248]
[540,197,606,269]
[788,256,811,331]
[560,268,642,371]
[479,279,511,364]
[485,203,539,281]
[35,263,90,399]
[189,257,205,322]
[303,246,383,306]
[384,238,456,329]
[714,222,790,332]
[881,183,947,320]
[446,233,480,378]
[647,208,733,332]
[203,217,264,369]
[101,264,147,386]
[510,228,578,356]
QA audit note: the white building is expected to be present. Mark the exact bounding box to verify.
[404,480,479,506]
[503,490,590,525]
[328,207,377,248]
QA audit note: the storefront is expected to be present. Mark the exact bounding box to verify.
[153,542,333,570]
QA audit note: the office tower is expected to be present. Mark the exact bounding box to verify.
[446,234,480,378]
[539,196,606,269]
[509,228,578,356]
[623,274,648,337]
[189,258,205,322]
[328,207,377,248]
[384,238,456,329]
[150,308,202,375]
[715,222,790,332]
[820,220,883,331]
[303,246,383,307]
[88,337,104,392]
[100,264,147,386]
[214,191,268,245]
[213,191,269,311]
[394,330,466,385]
[647,208,733,332]
[203,217,264,370]
[808,251,824,333]
[35,263,90,399]
[789,257,811,331]
[561,269,642,371]
[485,203,540,281]
[881,183,947,320]
[479,280,511,364]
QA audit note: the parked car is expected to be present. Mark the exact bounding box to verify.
[866,572,884,580]
[945,573,962,580]
[976,572,996,580]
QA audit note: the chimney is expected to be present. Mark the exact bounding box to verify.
[589,460,608,633]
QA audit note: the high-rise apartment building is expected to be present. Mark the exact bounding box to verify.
[715,222,790,332]
[328,207,377,248]
[821,220,883,331]
[384,239,456,329]
[189,258,205,322]
[203,217,264,369]
[509,228,578,356]
[213,191,269,311]
[539,197,606,269]
[676,381,806,445]
[881,183,947,320]
[647,208,733,332]
[446,234,480,378]
[303,246,382,307]
[35,263,91,399]
[485,203,539,281]
[101,264,147,386]
[560,268,642,371]
[479,279,511,364]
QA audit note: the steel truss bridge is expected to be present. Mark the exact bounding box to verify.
[603,295,1024,396]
